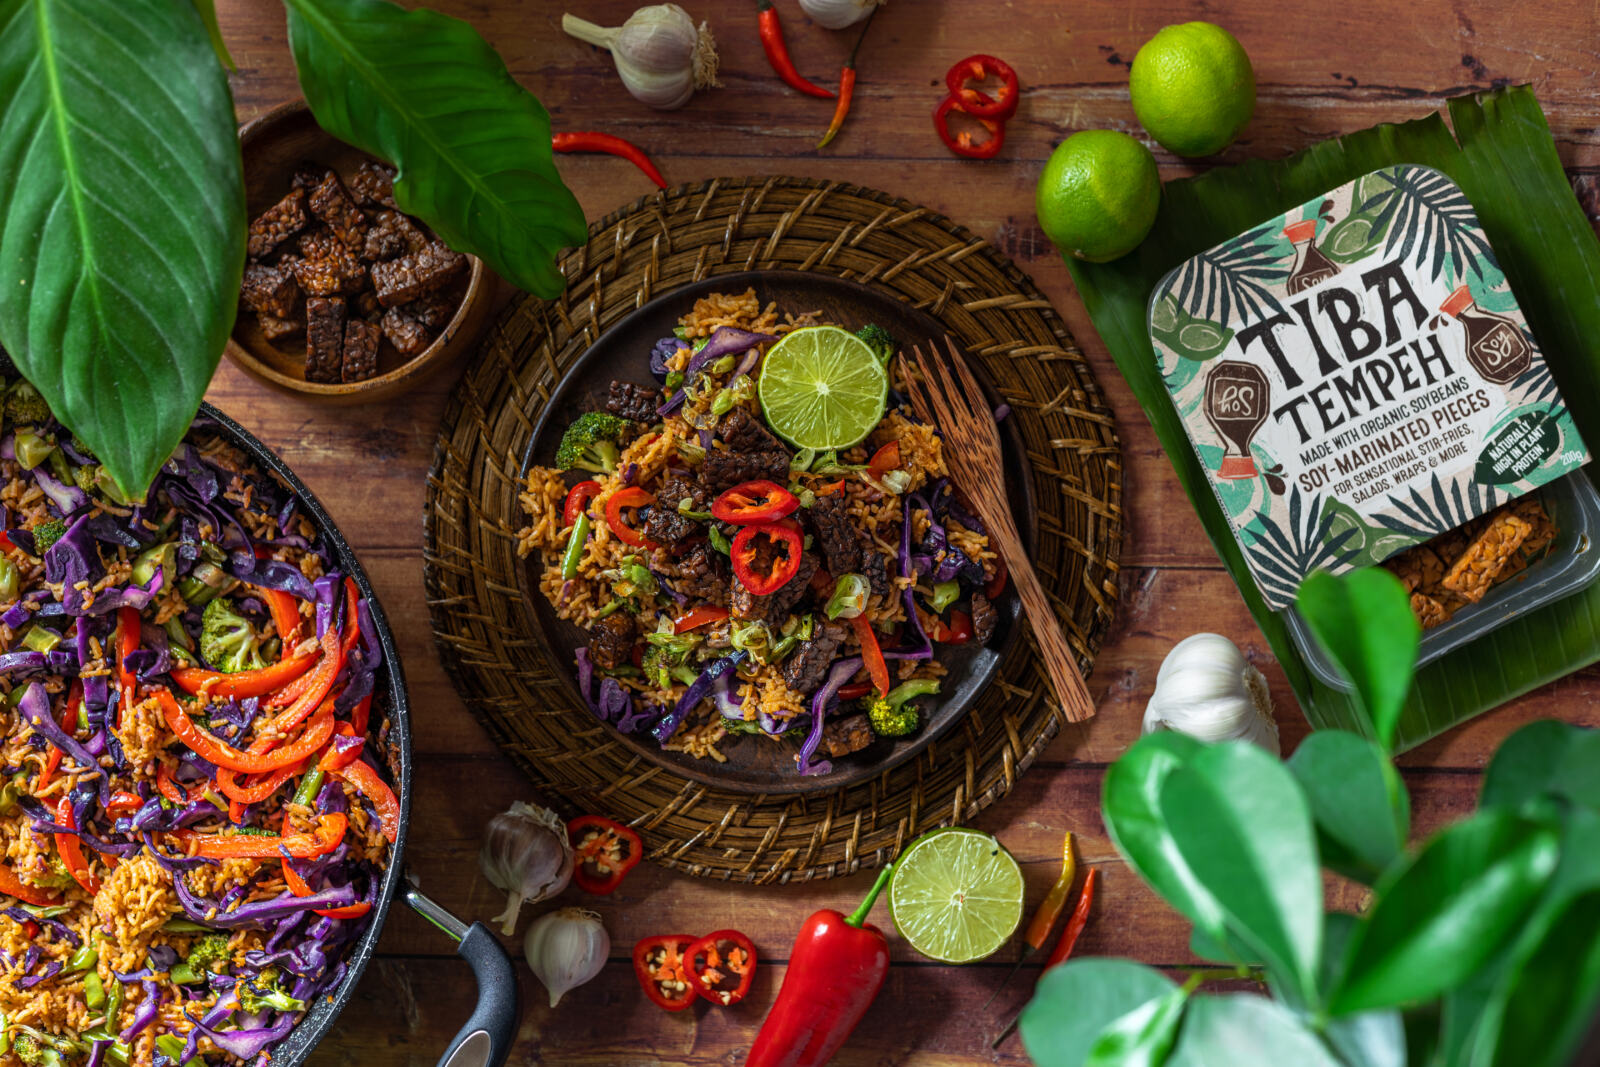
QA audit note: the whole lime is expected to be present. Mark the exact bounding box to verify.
[1129,21,1256,158]
[1035,130,1161,263]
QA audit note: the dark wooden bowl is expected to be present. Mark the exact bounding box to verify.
[226,99,491,404]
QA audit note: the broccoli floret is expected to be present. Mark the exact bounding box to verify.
[5,382,51,426]
[554,412,630,474]
[200,598,266,674]
[855,324,896,364]
[33,854,75,891]
[30,519,66,555]
[865,697,920,737]
[239,969,306,1014]
[185,932,232,972]
[13,1032,62,1066]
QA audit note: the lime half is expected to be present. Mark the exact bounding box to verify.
[888,828,1024,963]
[758,326,888,450]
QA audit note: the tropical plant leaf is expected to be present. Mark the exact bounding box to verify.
[1331,811,1560,1015]
[1066,87,1600,751]
[1019,959,1176,1067]
[1288,731,1410,882]
[1158,743,1324,1004]
[1480,719,1600,810]
[1322,1008,1408,1067]
[1165,994,1343,1066]
[283,0,587,298]
[189,0,234,69]
[1085,983,1191,1067]
[1294,570,1420,750]
[0,0,245,498]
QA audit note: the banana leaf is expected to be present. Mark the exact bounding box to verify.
[1068,87,1600,750]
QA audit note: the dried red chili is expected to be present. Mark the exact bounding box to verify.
[568,814,643,895]
[711,480,800,524]
[933,95,1005,160]
[730,522,804,596]
[945,54,1019,120]
[687,929,759,1007]
[633,934,699,1012]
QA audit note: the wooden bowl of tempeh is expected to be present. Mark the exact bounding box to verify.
[225,99,492,404]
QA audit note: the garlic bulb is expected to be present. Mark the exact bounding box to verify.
[562,5,720,110]
[479,801,574,936]
[797,0,885,30]
[1142,633,1280,754]
[524,907,609,1007]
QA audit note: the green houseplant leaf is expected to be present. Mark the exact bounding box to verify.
[1019,959,1176,1067]
[1288,730,1410,884]
[1165,994,1342,1066]
[1481,720,1600,810]
[1085,982,1192,1067]
[283,0,588,298]
[1294,570,1419,752]
[0,0,245,498]
[1332,810,1560,1015]
[1158,743,1324,1005]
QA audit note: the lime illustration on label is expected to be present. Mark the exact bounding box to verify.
[1150,164,1590,609]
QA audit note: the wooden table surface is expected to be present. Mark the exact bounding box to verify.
[208,1,1600,1062]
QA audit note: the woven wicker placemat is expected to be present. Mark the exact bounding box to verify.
[423,176,1122,883]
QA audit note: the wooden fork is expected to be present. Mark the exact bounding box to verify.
[898,338,1096,725]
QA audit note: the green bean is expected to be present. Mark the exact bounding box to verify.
[292,766,326,808]
[0,558,17,603]
[65,943,97,972]
[561,513,592,581]
[83,971,105,1010]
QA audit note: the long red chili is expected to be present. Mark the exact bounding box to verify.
[1045,865,1098,967]
[552,132,668,190]
[817,6,878,148]
[756,0,835,99]
[747,865,893,1067]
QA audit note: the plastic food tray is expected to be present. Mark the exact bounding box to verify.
[1284,471,1600,692]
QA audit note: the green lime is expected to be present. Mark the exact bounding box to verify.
[888,828,1024,963]
[1036,130,1161,263]
[757,326,888,451]
[1129,22,1255,158]
[1176,320,1232,358]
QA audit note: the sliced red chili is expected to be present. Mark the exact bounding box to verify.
[849,615,890,696]
[674,605,730,634]
[985,556,1008,600]
[564,480,603,528]
[934,95,1005,160]
[866,441,901,478]
[730,522,804,596]
[633,934,698,1012]
[686,929,758,1007]
[946,54,1020,120]
[569,814,643,895]
[711,480,800,525]
[930,610,974,645]
[605,487,658,549]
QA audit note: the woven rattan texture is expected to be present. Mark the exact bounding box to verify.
[423,177,1123,883]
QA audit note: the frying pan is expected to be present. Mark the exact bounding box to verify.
[201,404,518,1067]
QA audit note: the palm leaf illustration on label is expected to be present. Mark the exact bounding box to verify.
[1439,284,1531,383]
[1204,360,1270,479]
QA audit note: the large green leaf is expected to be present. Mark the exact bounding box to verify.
[1085,983,1191,1067]
[1020,959,1176,1067]
[284,0,587,298]
[1288,731,1409,885]
[1331,811,1560,1014]
[1480,720,1600,810]
[1065,87,1600,751]
[1294,571,1419,751]
[1165,994,1342,1066]
[0,0,244,498]
[1158,743,1324,1004]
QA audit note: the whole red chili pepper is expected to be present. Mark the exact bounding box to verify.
[817,6,878,148]
[756,0,835,99]
[747,865,893,1067]
[552,131,668,190]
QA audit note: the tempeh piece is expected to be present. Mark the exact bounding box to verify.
[342,319,381,383]
[380,306,431,357]
[1439,510,1533,603]
[304,296,346,384]
[371,242,467,307]
[362,210,428,261]
[247,188,308,258]
[348,161,397,209]
[305,171,368,253]
[239,263,300,319]
[290,230,367,296]
[405,290,457,330]
[256,312,301,342]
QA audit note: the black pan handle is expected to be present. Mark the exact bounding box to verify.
[404,885,518,1067]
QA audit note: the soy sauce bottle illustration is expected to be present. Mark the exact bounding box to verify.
[1204,361,1270,479]
[1439,284,1532,384]
[1283,219,1340,294]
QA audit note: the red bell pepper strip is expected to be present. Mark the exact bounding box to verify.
[36,682,81,790]
[0,863,60,908]
[933,95,1005,160]
[1045,866,1098,967]
[985,556,1008,600]
[54,797,100,895]
[346,694,372,739]
[946,54,1020,120]
[261,628,344,734]
[282,857,374,918]
[104,791,143,818]
[318,737,365,773]
[261,587,302,652]
[216,762,299,805]
[155,762,191,804]
[849,615,890,696]
[816,6,878,148]
[866,441,900,478]
[171,651,318,701]
[563,480,604,528]
[711,480,800,525]
[837,681,873,701]
[731,522,804,596]
[605,487,658,549]
[553,132,668,190]
[755,0,834,98]
[115,606,139,733]
[748,865,893,1067]
[633,934,699,1012]
[673,605,730,634]
[330,759,400,844]
[568,814,642,895]
[929,610,973,645]
[158,688,336,775]
[687,929,758,1007]
[176,813,347,860]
